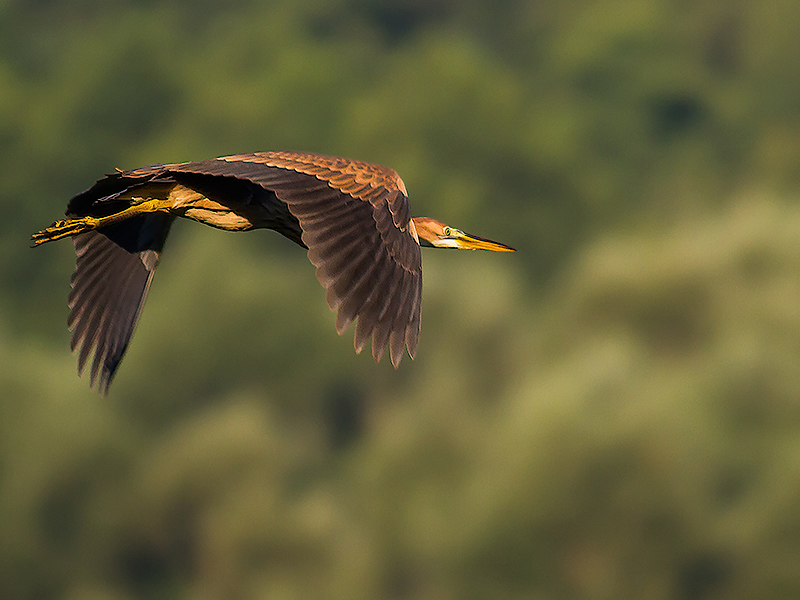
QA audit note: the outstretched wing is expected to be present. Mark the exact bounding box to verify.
[68,214,173,394]
[166,151,423,367]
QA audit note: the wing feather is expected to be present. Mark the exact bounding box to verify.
[370,262,406,364]
[67,243,116,328]
[300,209,367,248]
[303,220,366,253]
[337,249,394,335]
[334,255,389,334]
[405,273,422,359]
[88,262,137,384]
[389,269,417,367]
[324,242,379,309]
[67,214,172,394]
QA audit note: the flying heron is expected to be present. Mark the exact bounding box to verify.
[32,151,515,393]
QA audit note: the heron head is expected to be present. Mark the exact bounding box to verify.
[412,217,515,252]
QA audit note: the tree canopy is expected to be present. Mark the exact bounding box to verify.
[3,0,800,598]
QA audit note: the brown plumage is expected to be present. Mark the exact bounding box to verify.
[32,151,515,393]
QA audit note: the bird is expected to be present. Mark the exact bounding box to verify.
[31,151,515,394]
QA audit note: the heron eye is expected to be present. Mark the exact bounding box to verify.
[443,227,452,236]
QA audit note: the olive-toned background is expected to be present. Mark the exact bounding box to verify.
[3,1,800,598]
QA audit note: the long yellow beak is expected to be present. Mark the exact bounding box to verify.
[457,233,516,252]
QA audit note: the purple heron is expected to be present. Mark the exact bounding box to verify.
[32,151,515,393]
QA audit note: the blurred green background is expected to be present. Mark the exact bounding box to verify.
[3,0,800,598]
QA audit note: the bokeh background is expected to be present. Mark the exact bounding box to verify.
[3,0,800,598]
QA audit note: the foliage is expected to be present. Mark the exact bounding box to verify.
[2,0,800,598]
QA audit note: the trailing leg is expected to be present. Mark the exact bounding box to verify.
[31,216,101,246]
[31,198,173,247]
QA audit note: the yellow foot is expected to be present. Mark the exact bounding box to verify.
[30,216,99,247]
